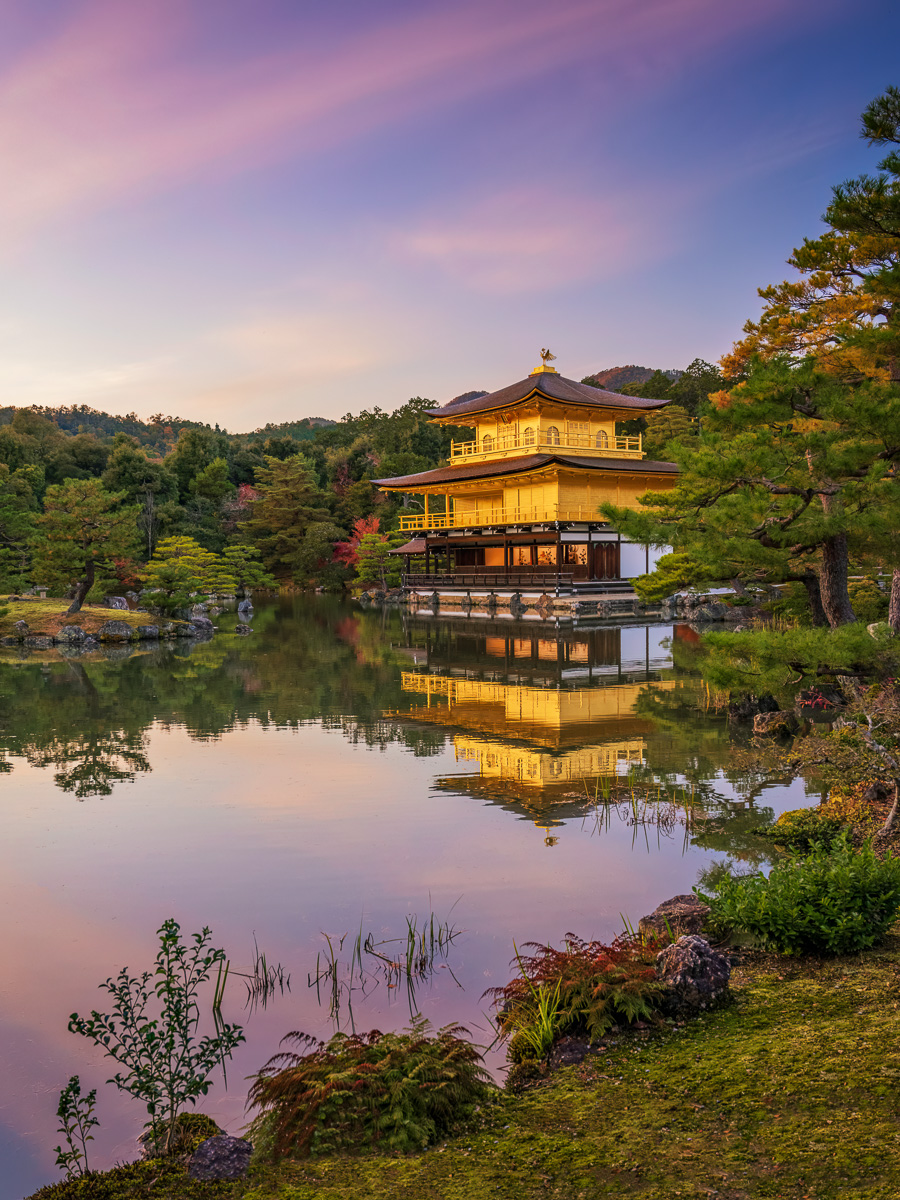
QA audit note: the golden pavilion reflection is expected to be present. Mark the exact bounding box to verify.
[389,667,676,828]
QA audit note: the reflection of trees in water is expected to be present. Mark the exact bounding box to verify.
[25,731,151,798]
[0,597,445,797]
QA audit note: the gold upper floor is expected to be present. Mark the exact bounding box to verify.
[445,403,642,464]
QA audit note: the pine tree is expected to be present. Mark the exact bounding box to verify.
[141,536,236,611]
[240,456,333,582]
[32,480,141,613]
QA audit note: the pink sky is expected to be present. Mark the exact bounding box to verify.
[0,0,889,426]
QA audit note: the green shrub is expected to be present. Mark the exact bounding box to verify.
[848,577,889,624]
[698,836,900,955]
[246,1020,492,1160]
[757,806,846,852]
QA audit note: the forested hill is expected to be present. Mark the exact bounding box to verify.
[0,358,722,595]
[583,365,680,391]
[0,404,335,452]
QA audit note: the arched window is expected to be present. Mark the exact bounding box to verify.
[595,429,609,448]
[546,425,561,446]
[482,433,494,452]
[523,426,536,446]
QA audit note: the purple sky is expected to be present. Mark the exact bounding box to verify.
[0,0,893,428]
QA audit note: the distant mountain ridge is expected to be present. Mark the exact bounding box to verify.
[0,403,336,451]
[583,365,680,391]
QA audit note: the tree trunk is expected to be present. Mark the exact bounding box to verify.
[800,573,828,627]
[881,779,900,834]
[889,568,900,634]
[819,534,856,627]
[66,559,95,615]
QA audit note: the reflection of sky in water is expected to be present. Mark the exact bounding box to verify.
[0,599,813,1197]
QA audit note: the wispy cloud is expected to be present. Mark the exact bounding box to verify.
[0,0,798,248]
[392,187,659,292]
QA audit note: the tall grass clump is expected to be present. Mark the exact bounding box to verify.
[246,1019,492,1159]
[488,934,664,1061]
[698,835,900,955]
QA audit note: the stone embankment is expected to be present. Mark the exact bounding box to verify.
[359,585,754,624]
[0,596,213,649]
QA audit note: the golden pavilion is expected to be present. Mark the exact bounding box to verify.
[374,351,678,591]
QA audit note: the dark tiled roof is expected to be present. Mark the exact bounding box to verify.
[431,372,670,420]
[374,454,678,489]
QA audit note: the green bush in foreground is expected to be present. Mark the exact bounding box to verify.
[699,835,900,955]
[246,1020,492,1160]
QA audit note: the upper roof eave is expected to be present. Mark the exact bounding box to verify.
[429,373,671,423]
[373,453,679,490]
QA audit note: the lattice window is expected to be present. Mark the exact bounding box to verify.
[546,425,561,445]
[596,430,609,448]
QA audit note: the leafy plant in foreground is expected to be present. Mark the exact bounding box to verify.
[698,835,900,955]
[488,933,664,1059]
[68,919,244,1155]
[246,1019,492,1159]
[53,1076,98,1178]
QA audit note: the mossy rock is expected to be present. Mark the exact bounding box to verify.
[24,1157,219,1200]
[139,1112,223,1158]
[757,806,845,850]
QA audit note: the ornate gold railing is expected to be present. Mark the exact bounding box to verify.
[449,433,641,461]
[398,505,602,531]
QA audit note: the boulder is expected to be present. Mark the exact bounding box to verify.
[105,596,128,610]
[237,599,253,613]
[137,625,160,639]
[24,635,53,649]
[189,615,215,634]
[0,636,19,646]
[97,620,135,642]
[234,623,252,635]
[190,603,209,618]
[727,692,779,723]
[656,935,731,1015]
[188,1135,253,1182]
[55,626,86,644]
[13,619,28,635]
[867,621,894,640]
[753,710,800,737]
[639,894,710,942]
[695,601,728,621]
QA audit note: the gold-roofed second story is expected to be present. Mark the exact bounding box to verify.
[430,352,670,465]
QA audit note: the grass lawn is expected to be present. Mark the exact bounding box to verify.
[0,598,186,638]
[28,940,900,1199]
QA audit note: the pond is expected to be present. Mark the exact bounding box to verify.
[0,595,815,1198]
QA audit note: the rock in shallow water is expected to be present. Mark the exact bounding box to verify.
[656,935,730,1015]
[188,1135,253,1181]
[639,894,710,941]
[98,620,134,642]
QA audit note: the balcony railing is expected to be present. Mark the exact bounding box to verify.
[449,433,642,461]
[398,504,602,531]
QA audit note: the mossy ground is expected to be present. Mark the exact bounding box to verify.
[0,599,187,638]
[28,940,900,1199]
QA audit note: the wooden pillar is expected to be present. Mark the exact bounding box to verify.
[424,493,429,527]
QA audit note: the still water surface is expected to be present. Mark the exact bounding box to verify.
[0,596,814,1197]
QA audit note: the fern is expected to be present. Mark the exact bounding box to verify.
[246,1019,492,1159]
